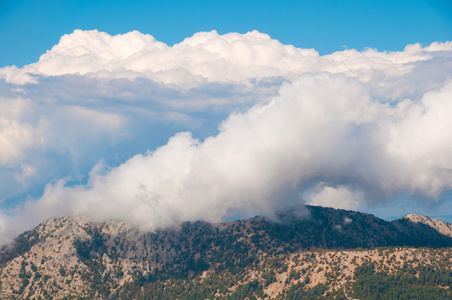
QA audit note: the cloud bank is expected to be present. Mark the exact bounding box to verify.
[0,30,451,243]
[2,29,451,91]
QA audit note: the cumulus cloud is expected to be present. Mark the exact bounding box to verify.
[382,82,452,197]
[0,30,451,244]
[2,74,451,240]
[1,29,451,92]
[0,30,316,87]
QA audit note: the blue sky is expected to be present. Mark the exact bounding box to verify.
[1,0,451,67]
[0,0,451,241]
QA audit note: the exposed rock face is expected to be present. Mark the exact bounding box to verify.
[0,206,451,299]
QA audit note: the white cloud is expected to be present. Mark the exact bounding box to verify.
[382,82,452,197]
[0,97,35,166]
[344,217,352,224]
[1,29,450,92]
[40,105,125,152]
[14,164,37,183]
[0,212,11,245]
[0,30,451,244]
[1,30,316,87]
[2,73,450,239]
[306,184,364,210]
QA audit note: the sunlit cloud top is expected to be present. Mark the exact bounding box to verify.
[2,30,451,88]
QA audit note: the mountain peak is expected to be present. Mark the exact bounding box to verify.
[400,214,452,238]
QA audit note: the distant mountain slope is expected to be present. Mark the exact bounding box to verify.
[433,215,452,224]
[259,205,452,249]
[0,205,451,299]
[399,214,452,238]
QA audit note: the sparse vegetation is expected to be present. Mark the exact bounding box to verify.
[0,207,451,299]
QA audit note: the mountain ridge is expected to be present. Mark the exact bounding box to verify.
[1,205,451,299]
[400,214,452,238]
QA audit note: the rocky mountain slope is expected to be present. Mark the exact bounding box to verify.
[400,214,452,238]
[0,205,451,299]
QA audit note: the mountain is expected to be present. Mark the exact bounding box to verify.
[399,214,452,238]
[0,205,451,299]
[431,215,452,225]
